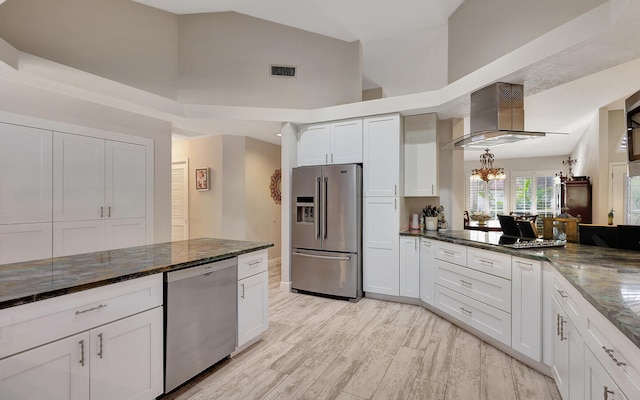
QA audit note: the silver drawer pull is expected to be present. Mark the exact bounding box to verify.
[75,304,107,315]
[557,289,569,299]
[602,346,614,354]
[604,386,615,400]
[460,307,472,316]
[479,259,494,266]
[460,280,472,288]
[559,317,567,341]
[602,346,627,367]
[98,333,104,359]
[79,339,85,366]
[248,260,262,266]
[442,250,455,256]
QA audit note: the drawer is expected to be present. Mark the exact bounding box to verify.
[467,247,512,280]
[238,249,268,280]
[584,308,640,397]
[552,273,586,331]
[433,241,466,267]
[434,284,511,346]
[435,259,511,313]
[0,274,162,359]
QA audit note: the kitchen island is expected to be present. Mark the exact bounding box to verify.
[401,229,640,400]
[0,238,273,400]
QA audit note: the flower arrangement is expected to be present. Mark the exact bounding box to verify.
[469,211,492,225]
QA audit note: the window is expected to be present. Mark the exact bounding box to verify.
[468,178,506,218]
[511,171,557,229]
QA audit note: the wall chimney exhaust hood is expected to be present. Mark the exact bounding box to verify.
[443,82,547,149]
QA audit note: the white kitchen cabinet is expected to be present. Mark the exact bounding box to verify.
[363,196,400,296]
[419,238,435,305]
[399,236,419,298]
[551,295,584,400]
[363,114,401,197]
[298,119,362,166]
[237,250,269,348]
[0,331,90,400]
[53,132,106,222]
[53,220,106,257]
[0,123,53,225]
[404,114,438,196]
[0,308,162,400]
[105,140,146,219]
[0,223,52,264]
[511,256,542,361]
[90,307,163,400]
[105,218,146,250]
[585,348,628,400]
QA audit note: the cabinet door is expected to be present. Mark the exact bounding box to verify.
[399,237,419,298]
[53,220,105,257]
[404,114,438,196]
[419,238,435,305]
[53,132,105,221]
[298,124,331,166]
[331,119,363,164]
[551,296,570,400]
[363,114,401,196]
[0,123,52,224]
[105,141,146,219]
[0,223,52,264]
[511,256,542,361]
[105,218,146,250]
[90,307,163,400]
[237,271,269,347]
[568,317,584,400]
[363,197,399,296]
[0,332,90,400]
[585,348,628,400]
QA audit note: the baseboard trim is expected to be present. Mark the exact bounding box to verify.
[280,281,292,292]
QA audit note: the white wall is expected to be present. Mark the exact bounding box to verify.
[0,0,179,99]
[177,12,361,108]
[448,0,605,83]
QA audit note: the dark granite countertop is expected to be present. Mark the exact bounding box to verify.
[401,230,640,349]
[0,238,273,309]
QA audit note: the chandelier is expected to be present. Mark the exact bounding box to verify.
[470,149,506,182]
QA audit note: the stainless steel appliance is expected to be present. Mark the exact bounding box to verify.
[164,258,237,393]
[291,164,362,301]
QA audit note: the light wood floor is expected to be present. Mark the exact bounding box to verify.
[161,265,561,400]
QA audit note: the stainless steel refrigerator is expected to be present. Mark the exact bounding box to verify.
[291,164,362,301]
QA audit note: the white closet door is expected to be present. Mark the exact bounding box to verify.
[0,123,52,224]
[105,141,145,219]
[171,161,189,241]
[53,133,105,222]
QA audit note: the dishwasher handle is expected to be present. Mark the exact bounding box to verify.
[165,257,237,283]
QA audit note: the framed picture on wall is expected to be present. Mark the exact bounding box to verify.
[195,168,209,191]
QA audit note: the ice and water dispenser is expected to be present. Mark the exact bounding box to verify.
[296,196,315,224]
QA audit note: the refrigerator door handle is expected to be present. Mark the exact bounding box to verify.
[315,177,321,239]
[323,177,328,239]
[292,251,351,261]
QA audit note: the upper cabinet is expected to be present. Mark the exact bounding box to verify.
[298,118,363,166]
[0,123,53,224]
[363,114,401,197]
[404,114,438,196]
[54,133,146,222]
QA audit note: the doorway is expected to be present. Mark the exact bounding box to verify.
[172,160,189,241]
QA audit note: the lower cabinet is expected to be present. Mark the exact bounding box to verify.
[237,250,269,348]
[399,236,419,298]
[552,295,585,400]
[0,307,163,400]
[363,197,399,296]
[584,347,628,400]
[419,238,435,305]
[53,218,146,257]
[511,256,542,361]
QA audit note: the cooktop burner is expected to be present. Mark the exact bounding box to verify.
[501,240,566,249]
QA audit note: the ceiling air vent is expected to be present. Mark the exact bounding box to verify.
[270,65,296,78]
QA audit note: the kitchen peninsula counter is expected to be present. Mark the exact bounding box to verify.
[0,238,273,309]
[401,229,640,349]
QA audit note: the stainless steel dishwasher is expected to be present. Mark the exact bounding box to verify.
[164,257,237,393]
